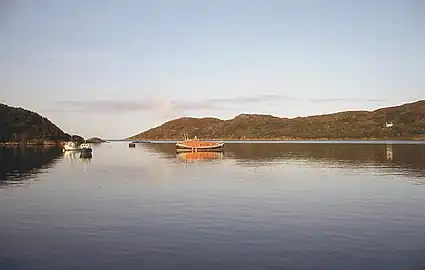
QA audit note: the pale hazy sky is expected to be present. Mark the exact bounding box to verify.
[1,0,424,138]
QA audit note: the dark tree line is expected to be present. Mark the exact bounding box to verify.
[0,104,70,142]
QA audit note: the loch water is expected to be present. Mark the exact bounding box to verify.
[1,142,425,270]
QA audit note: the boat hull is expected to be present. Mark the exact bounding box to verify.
[63,149,92,153]
[63,147,93,153]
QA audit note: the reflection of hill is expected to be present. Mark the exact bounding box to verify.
[139,143,178,158]
[227,143,388,161]
[141,142,425,177]
[0,146,62,184]
[226,142,425,167]
[230,143,425,179]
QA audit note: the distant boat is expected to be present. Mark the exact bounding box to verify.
[63,128,93,153]
[176,133,224,152]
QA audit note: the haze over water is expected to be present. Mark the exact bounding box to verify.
[1,142,425,269]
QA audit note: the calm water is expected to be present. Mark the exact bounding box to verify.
[1,142,425,270]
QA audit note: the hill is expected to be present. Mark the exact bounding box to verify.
[86,137,106,143]
[127,100,425,140]
[0,103,71,143]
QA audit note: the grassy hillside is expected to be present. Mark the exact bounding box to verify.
[128,100,425,140]
[0,103,70,142]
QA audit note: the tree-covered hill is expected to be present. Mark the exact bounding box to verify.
[0,103,70,142]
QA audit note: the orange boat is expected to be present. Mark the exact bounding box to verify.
[176,134,224,152]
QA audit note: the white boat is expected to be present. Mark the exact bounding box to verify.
[79,142,92,152]
[63,141,92,153]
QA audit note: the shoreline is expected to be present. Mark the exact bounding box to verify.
[3,136,425,146]
[129,137,425,142]
[0,141,65,147]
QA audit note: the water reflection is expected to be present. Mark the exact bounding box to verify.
[386,144,393,161]
[177,151,224,162]
[0,146,62,184]
[135,142,177,159]
[1,141,425,269]
[63,151,93,164]
[142,142,425,178]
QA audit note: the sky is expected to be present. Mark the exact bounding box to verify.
[1,0,424,138]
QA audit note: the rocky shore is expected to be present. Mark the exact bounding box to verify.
[0,140,65,147]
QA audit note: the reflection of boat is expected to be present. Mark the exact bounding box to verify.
[176,134,224,152]
[177,151,224,161]
[63,150,92,166]
[63,150,92,160]
[63,141,92,153]
[63,151,79,159]
[79,153,92,164]
[386,144,393,161]
[80,151,92,159]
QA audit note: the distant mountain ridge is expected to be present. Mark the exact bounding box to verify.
[128,100,425,140]
[0,103,70,142]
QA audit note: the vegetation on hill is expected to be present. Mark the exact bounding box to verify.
[86,137,106,143]
[0,103,71,143]
[127,100,425,140]
[70,135,86,144]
